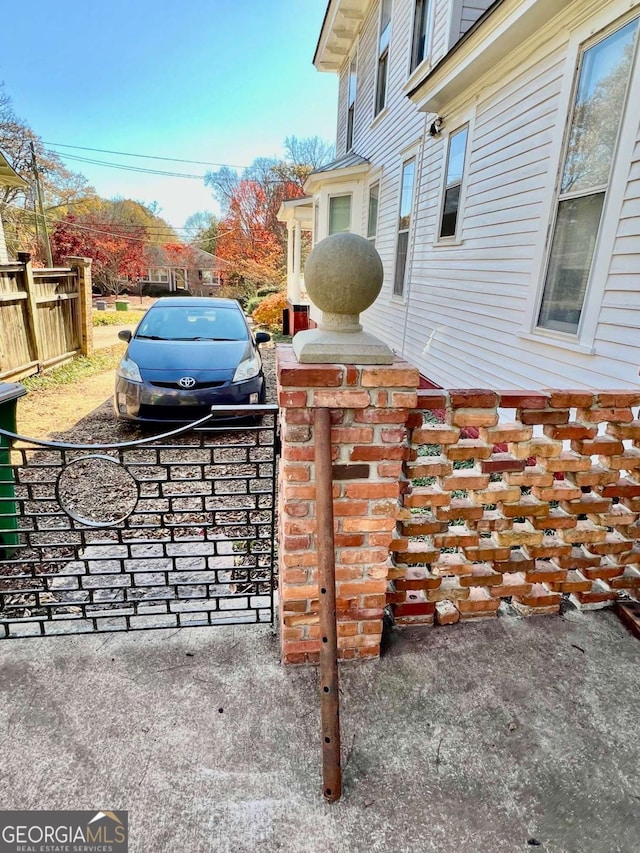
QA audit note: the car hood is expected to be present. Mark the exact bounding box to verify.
[128,338,252,376]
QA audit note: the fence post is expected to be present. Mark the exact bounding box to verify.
[17,252,42,370]
[66,257,93,357]
[276,234,420,664]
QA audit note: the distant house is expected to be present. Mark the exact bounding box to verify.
[299,0,640,390]
[140,244,229,295]
[0,149,28,264]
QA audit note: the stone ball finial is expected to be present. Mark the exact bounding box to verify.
[304,233,383,331]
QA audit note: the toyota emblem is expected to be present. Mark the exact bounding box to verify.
[178,376,197,389]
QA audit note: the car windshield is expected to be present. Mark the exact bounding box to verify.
[135,306,248,341]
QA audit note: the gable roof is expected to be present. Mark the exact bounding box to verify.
[304,151,370,192]
[144,244,229,270]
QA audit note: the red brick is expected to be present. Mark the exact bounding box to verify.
[606,421,640,440]
[449,389,498,408]
[571,436,624,456]
[282,569,308,584]
[449,408,499,428]
[345,482,400,499]
[601,478,640,498]
[481,453,527,474]
[519,409,569,425]
[395,568,442,591]
[499,391,549,409]
[416,390,448,410]
[334,534,365,548]
[544,422,597,440]
[456,587,500,613]
[279,365,343,387]
[361,364,420,387]
[597,390,640,407]
[547,570,592,593]
[514,584,561,608]
[378,461,404,478]
[381,427,407,443]
[577,407,634,424]
[331,426,374,443]
[354,408,410,424]
[333,500,370,517]
[279,390,309,407]
[282,465,311,482]
[351,445,406,461]
[283,445,317,462]
[391,391,419,408]
[544,390,594,408]
[346,366,359,386]
[283,502,310,517]
[313,390,370,408]
[525,561,567,584]
[435,600,460,624]
[489,572,533,598]
[284,535,311,551]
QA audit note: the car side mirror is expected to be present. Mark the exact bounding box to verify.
[255,332,271,345]
[118,330,132,342]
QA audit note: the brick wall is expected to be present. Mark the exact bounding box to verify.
[276,345,419,664]
[393,389,640,626]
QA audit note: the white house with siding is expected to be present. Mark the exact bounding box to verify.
[303,0,640,390]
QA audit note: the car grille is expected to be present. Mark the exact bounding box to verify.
[149,380,226,389]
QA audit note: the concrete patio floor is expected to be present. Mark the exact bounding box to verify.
[0,609,638,852]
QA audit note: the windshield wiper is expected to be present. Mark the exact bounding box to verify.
[136,334,164,340]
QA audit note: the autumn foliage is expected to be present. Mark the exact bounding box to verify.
[251,291,288,330]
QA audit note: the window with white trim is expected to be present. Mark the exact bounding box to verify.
[328,194,351,235]
[346,56,357,151]
[393,158,416,297]
[375,0,392,116]
[537,18,639,334]
[367,182,379,244]
[439,125,468,239]
[410,0,430,71]
[149,268,169,283]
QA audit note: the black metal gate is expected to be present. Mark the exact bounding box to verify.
[0,406,279,638]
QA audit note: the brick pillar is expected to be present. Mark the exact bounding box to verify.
[276,344,420,664]
[66,257,93,357]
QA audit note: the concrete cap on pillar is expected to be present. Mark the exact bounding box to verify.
[292,232,394,364]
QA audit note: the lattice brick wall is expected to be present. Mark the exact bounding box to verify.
[391,389,640,625]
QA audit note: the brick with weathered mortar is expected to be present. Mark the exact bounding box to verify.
[571,436,624,456]
[278,365,344,387]
[600,477,640,498]
[472,483,521,505]
[519,408,570,425]
[499,496,549,518]
[312,389,371,409]
[345,482,399,500]
[435,498,484,521]
[560,494,612,515]
[510,437,563,459]
[360,364,420,387]
[544,422,597,441]
[401,513,449,536]
[413,424,461,445]
[449,389,498,408]
[525,560,567,584]
[525,536,573,559]
[463,539,512,562]
[561,520,607,545]
[480,453,527,474]
[542,451,592,473]
[567,466,619,488]
[591,505,638,527]
[396,567,443,591]
[284,519,317,536]
[570,580,619,607]
[416,389,448,410]
[394,541,440,564]
[545,390,594,408]
[577,407,634,424]
[495,522,544,547]
[489,572,533,598]
[405,485,450,508]
[599,449,640,471]
[426,577,471,601]
[456,587,500,614]
[494,549,535,574]
[547,570,592,593]
[431,553,473,577]
[283,502,310,518]
[433,525,479,549]
[529,510,577,531]
[598,390,640,407]
[351,445,406,462]
[435,600,460,624]
[459,563,502,587]
[442,470,491,491]
[448,408,499,428]
[282,464,311,483]
[585,531,633,554]
[606,420,640,440]
[377,461,404,478]
[355,408,410,424]
[481,422,533,444]
[504,466,554,487]
[391,391,419,408]
[334,534,366,548]
[279,390,309,407]
[406,456,452,477]
[532,483,583,502]
[470,509,512,533]
[447,439,493,461]
[283,445,319,462]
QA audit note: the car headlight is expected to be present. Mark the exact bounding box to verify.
[117,356,142,383]
[232,354,260,383]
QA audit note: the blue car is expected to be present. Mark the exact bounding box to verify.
[114,297,270,424]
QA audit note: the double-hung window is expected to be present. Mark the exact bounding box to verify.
[439,126,468,239]
[537,18,639,334]
[393,158,416,297]
[346,57,357,151]
[375,0,392,116]
[410,0,430,72]
[329,195,351,235]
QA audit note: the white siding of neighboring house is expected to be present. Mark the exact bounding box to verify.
[458,1,495,40]
[359,0,640,390]
[0,212,8,263]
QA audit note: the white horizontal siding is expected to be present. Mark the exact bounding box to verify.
[459,1,494,39]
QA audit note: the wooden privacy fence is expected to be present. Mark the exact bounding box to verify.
[0,254,93,382]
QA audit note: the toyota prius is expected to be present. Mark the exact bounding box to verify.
[114,297,270,424]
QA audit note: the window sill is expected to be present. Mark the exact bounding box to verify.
[370,108,389,130]
[519,331,595,356]
[403,59,433,94]
[433,238,463,248]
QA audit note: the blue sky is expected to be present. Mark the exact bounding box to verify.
[0,0,337,228]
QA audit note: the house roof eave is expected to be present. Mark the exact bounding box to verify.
[0,149,28,188]
[408,0,564,114]
[313,0,372,73]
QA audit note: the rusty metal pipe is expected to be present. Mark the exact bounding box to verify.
[314,406,342,802]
